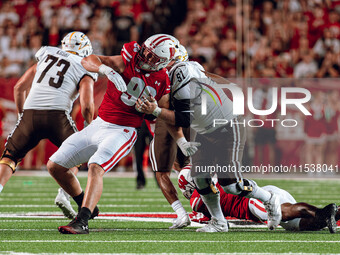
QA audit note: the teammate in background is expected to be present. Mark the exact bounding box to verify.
[178,169,338,233]
[137,40,199,229]
[134,120,153,190]
[136,44,282,232]
[0,32,97,220]
[47,34,176,234]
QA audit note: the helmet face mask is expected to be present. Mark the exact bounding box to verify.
[137,45,169,71]
[61,31,93,57]
[137,34,177,72]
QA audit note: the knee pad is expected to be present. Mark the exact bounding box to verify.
[0,150,20,173]
[193,176,219,195]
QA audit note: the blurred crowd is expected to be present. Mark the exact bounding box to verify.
[0,0,186,77]
[174,0,340,78]
[1,0,340,78]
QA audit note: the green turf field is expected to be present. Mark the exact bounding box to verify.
[1,174,340,254]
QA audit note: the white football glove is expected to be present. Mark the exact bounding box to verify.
[98,64,127,92]
[176,137,201,157]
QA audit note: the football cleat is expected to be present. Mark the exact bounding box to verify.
[263,192,282,230]
[169,213,191,229]
[90,206,100,219]
[77,205,100,220]
[58,217,89,234]
[55,188,77,220]
[196,217,229,232]
[320,203,338,234]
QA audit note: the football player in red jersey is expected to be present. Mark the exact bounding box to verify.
[178,170,338,233]
[47,34,177,234]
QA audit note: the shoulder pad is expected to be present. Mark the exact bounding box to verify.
[35,46,48,61]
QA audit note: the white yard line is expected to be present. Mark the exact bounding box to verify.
[1,240,340,243]
[1,253,324,255]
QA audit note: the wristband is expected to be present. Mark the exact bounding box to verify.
[176,137,187,146]
[98,64,112,75]
[152,106,162,117]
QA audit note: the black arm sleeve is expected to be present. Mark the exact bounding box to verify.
[174,99,191,128]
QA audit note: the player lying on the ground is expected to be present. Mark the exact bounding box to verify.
[178,169,338,233]
[0,31,98,220]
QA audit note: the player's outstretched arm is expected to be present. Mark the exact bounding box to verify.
[78,75,95,125]
[81,55,127,92]
[81,55,125,74]
[14,64,37,114]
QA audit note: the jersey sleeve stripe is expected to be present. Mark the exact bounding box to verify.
[191,197,198,210]
[122,47,132,58]
[194,197,202,212]
[122,52,131,62]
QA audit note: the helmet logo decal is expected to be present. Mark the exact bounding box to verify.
[69,31,76,43]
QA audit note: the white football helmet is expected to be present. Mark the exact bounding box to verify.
[176,45,189,62]
[137,34,177,71]
[61,31,93,57]
[178,169,196,200]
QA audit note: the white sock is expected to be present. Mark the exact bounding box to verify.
[248,186,271,202]
[0,184,3,193]
[223,181,271,203]
[201,192,227,223]
[171,200,186,218]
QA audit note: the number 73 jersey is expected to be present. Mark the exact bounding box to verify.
[98,41,170,128]
[24,46,98,114]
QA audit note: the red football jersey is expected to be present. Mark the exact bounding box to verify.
[190,183,257,221]
[98,41,170,128]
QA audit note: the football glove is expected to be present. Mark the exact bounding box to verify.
[98,64,127,92]
[176,137,201,157]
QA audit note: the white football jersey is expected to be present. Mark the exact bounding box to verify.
[169,61,235,134]
[23,46,98,113]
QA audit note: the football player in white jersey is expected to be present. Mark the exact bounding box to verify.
[136,44,282,232]
[136,41,200,230]
[0,31,98,219]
